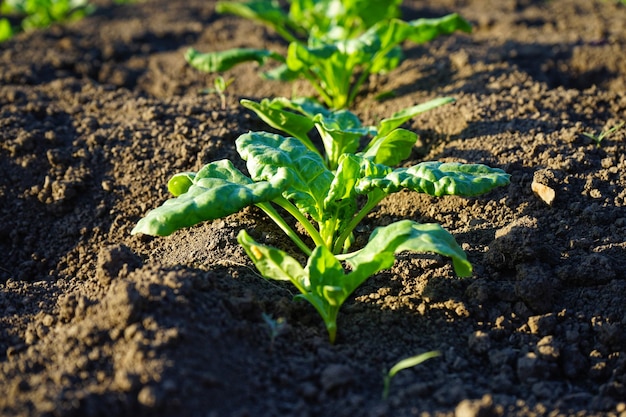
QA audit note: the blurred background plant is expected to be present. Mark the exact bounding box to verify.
[0,0,135,42]
[1,0,93,41]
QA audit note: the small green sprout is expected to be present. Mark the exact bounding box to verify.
[382,350,440,400]
[261,312,287,350]
[199,76,234,109]
[582,121,624,148]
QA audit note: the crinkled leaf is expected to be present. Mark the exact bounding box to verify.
[185,47,284,73]
[131,160,286,236]
[356,161,511,197]
[236,132,334,222]
[345,219,473,279]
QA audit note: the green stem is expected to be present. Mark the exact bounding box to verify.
[300,70,333,108]
[332,191,386,254]
[346,68,371,109]
[271,196,326,249]
[270,23,299,44]
[255,202,312,257]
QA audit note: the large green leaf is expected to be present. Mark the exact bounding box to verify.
[345,219,473,279]
[131,160,286,236]
[185,47,284,73]
[236,132,334,222]
[356,161,511,197]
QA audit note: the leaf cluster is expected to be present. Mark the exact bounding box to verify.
[185,0,471,109]
[241,96,454,170]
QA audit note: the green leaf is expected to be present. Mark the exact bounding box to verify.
[216,0,301,42]
[0,18,13,42]
[236,132,334,222]
[356,161,511,198]
[237,230,307,285]
[237,231,344,343]
[185,47,284,73]
[360,128,418,166]
[240,98,317,152]
[376,97,455,138]
[374,14,472,50]
[285,97,334,119]
[312,110,373,169]
[261,63,301,81]
[131,160,286,236]
[382,351,440,399]
[216,0,288,28]
[345,219,473,278]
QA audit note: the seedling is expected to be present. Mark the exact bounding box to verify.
[582,121,624,148]
[240,96,455,170]
[200,76,234,109]
[261,312,287,350]
[185,1,471,108]
[132,131,510,342]
[382,351,440,399]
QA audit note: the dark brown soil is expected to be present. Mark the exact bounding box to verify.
[1,1,626,416]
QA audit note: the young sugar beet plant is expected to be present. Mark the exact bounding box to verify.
[185,1,471,109]
[132,130,510,343]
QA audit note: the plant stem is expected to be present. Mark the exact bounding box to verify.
[271,196,326,249]
[300,69,334,108]
[346,68,371,109]
[255,202,312,256]
[332,190,386,254]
